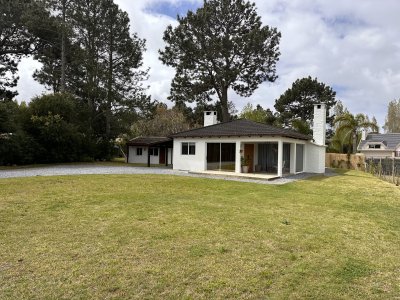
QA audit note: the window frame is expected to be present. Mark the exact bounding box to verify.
[136,147,143,156]
[368,144,381,149]
[182,142,196,155]
[149,147,159,156]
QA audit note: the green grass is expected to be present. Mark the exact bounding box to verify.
[0,170,399,299]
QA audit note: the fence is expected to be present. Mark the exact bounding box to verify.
[365,158,400,186]
[325,153,365,170]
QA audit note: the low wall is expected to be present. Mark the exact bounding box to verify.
[325,153,365,170]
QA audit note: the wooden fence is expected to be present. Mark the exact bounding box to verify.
[325,153,365,170]
[326,153,400,185]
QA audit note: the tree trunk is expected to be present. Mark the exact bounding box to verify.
[220,86,230,122]
[60,0,66,93]
[105,19,114,138]
[353,132,357,154]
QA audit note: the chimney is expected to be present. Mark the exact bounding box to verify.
[313,103,326,146]
[204,111,218,127]
[361,129,367,141]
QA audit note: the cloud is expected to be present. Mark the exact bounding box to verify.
[16,0,400,129]
[16,58,46,102]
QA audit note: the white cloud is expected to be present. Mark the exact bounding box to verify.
[16,57,46,102]
[16,0,400,129]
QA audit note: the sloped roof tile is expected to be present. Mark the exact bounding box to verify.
[358,133,400,150]
[127,136,172,146]
[170,119,311,140]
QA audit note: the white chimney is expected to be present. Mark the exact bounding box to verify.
[361,129,367,141]
[313,103,326,146]
[204,111,218,127]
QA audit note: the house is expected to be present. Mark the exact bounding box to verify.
[169,104,327,177]
[127,137,173,166]
[127,104,327,177]
[358,133,400,159]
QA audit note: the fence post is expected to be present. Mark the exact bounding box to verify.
[392,157,395,184]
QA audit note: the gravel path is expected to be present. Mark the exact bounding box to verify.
[0,164,336,185]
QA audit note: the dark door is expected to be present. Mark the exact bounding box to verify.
[159,148,166,164]
[244,144,254,173]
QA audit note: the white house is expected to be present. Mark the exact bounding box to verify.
[169,104,327,177]
[127,137,173,166]
[358,133,400,159]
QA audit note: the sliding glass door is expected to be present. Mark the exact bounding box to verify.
[206,143,236,171]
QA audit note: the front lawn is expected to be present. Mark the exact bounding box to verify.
[0,171,399,299]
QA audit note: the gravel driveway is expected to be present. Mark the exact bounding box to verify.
[0,164,335,185]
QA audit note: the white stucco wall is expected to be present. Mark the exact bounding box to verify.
[172,137,316,174]
[173,139,206,171]
[305,143,326,173]
[128,146,160,164]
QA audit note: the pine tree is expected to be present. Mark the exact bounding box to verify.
[0,0,49,100]
[274,76,337,129]
[34,0,150,139]
[159,0,281,122]
[383,99,400,133]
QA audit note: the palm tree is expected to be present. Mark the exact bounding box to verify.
[334,113,379,154]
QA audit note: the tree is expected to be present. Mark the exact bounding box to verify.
[334,113,379,154]
[0,99,20,134]
[131,104,192,137]
[159,0,281,122]
[174,100,237,127]
[35,0,151,140]
[33,0,80,94]
[239,103,278,125]
[25,93,98,163]
[100,0,149,138]
[0,0,50,100]
[383,99,400,133]
[274,76,337,130]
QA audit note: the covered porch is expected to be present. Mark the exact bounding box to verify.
[205,140,305,177]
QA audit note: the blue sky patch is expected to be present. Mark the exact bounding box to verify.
[322,15,368,29]
[332,84,347,94]
[145,1,201,19]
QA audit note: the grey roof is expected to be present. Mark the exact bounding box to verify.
[170,119,311,140]
[358,133,400,150]
[127,136,172,146]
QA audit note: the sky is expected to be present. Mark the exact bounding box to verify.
[16,0,400,128]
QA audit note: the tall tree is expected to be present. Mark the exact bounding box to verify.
[383,99,400,133]
[101,0,148,138]
[274,76,337,130]
[159,0,281,122]
[334,113,379,154]
[0,0,49,100]
[33,0,74,93]
[34,0,150,139]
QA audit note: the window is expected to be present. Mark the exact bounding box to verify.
[182,142,196,155]
[149,148,158,156]
[136,148,143,156]
[368,144,381,149]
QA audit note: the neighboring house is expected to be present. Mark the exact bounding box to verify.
[169,104,327,177]
[127,137,173,166]
[358,133,400,159]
